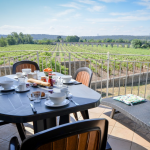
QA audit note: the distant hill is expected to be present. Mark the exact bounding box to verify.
[30,34,67,40]
[80,35,150,41]
[0,34,150,41]
[0,35,7,38]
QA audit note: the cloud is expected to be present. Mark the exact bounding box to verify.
[87,5,105,12]
[60,2,81,9]
[49,26,55,30]
[0,25,42,34]
[77,0,96,5]
[110,12,129,16]
[56,9,75,17]
[109,9,150,16]
[86,15,150,23]
[99,0,126,2]
[73,13,81,17]
[137,0,150,9]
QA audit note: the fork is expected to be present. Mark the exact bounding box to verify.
[67,94,79,105]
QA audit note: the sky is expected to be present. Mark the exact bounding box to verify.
[0,0,150,36]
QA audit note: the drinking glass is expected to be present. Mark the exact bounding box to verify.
[57,77,63,88]
[45,93,50,100]
[32,91,41,103]
[34,70,40,80]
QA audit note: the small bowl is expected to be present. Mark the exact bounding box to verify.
[0,81,14,89]
[49,93,66,105]
[22,69,31,75]
[43,70,52,76]
[61,75,72,83]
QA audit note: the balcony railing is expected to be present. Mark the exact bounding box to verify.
[0,50,150,100]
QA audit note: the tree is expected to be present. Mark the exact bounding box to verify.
[11,32,19,44]
[66,35,79,42]
[7,35,16,45]
[0,37,7,47]
[79,39,83,42]
[131,39,142,49]
[57,36,61,39]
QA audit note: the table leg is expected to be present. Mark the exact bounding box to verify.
[73,112,78,121]
[33,117,56,134]
[81,110,89,119]
[59,114,70,125]
[110,108,116,119]
[16,123,26,142]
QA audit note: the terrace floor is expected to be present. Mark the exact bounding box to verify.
[0,105,150,150]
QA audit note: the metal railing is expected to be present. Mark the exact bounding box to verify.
[0,50,150,99]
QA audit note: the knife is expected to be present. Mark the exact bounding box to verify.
[74,82,82,85]
[30,103,37,114]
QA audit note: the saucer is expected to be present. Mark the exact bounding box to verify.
[63,79,76,84]
[0,86,16,92]
[15,87,30,93]
[44,99,69,107]
[14,76,24,79]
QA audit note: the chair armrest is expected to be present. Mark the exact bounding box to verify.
[106,142,112,150]
[9,136,20,150]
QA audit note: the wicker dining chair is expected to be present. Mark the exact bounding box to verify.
[9,119,111,150]
[73,67,93,120]
[12,60,39,74]
[73,67,93,87]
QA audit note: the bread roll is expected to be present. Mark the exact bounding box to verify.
[27,78,51,87]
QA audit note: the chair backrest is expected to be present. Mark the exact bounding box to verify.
[20,119,108,150]
[12,61,40,74]
[73,67,93,87]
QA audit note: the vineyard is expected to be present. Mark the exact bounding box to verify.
[0,44,150,80]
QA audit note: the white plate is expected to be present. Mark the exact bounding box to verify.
[27,94,46,101]
[63,79,75,84]
[44,99,69,107]
[15,87,30,92]
[0,86,16,92]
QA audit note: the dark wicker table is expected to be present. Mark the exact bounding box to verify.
[101,97,150,131]
[0,73,101,141]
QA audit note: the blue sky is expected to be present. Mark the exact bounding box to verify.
[0,0,150,36]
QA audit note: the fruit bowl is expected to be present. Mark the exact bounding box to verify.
[43,68,53,76]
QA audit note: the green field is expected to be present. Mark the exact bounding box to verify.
[0,44,150,76]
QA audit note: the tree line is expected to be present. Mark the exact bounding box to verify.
[0,32,34,47]
[0,33,150,49]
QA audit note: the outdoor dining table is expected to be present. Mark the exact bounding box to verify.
[0,72,101,141]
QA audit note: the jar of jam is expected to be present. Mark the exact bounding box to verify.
[48,73,53,86]
[41,76,47,82]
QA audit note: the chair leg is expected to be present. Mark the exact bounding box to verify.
[106,142,112,150]
[21,123,26,132]
[73,112,78,121]
[81,110,89,119]
[16,123,26,141]
[9,136,20,150]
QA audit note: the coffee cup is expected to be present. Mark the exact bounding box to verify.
[18,83,26,91]
[61,87,69,97]
[16,72,23,78]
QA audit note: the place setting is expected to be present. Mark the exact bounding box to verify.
[61,75,82,85]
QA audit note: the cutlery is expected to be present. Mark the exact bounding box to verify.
[74,82,82,85]
[0,92,15,96]
[30,103,37,114]
[67,93,79,105]
[69,99,79,105]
